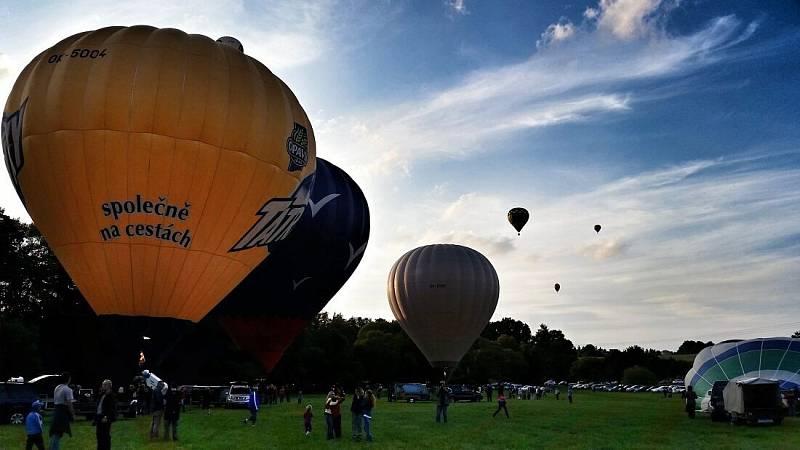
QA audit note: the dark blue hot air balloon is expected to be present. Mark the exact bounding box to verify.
[209,158,370,372]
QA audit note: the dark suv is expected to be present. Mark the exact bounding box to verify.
[0,382,39,424]
[448,385,482,402]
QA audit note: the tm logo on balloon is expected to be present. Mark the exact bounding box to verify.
[229,175,314,252]
[286,123,309,172]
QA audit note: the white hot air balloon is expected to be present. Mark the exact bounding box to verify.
[387,244,500,373]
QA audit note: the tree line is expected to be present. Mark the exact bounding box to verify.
[0,209,714,389]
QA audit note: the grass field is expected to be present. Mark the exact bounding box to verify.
[1,392,797,449]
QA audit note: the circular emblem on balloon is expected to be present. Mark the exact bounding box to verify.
[2,26,316,322]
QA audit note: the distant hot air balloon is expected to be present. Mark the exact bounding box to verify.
[387,244,499,373]
[210,158,370,373]
[554,283,560,293]
[594,224,602,234]
[507,208,529,235]
[2,26,316,322]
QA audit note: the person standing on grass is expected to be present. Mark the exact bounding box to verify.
[788,387,799,417]
[25,400,45,450]
[324,390,337,440]
[493,389,509,418]
[486,384,493,402]
[298,389,304,405]
[94,379,117,450]
[350,387,365,441]
[555,388,560,400]
[304,404,313,436]
[567,386,573,404]
[150,381,165,438]
[364,390,376,442]
[163,386,180,441]
[244,385,259,426]
[49,372,74,450]
[683,386,698,419]
[333,387,345,438]
[436,381,450,424]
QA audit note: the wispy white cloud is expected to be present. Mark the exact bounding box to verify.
[578,238,629,260]
[446,0,468,16]
[317,8,757,183]
[592,0,663,40]
[537,21,577,48]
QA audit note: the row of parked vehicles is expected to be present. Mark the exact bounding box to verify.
[387,383,483,403]
[1,376,264,426]
[570,380,686,394]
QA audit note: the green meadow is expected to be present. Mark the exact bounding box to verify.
[2,393,797,449]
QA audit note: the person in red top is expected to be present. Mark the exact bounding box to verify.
[492,388,509,418]
[303,404,313,436]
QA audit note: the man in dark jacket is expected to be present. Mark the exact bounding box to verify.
[244,386,259,426]
[150,382,165,438]
[683,386,698,419]
[350,387,365,441]
[436,382,450,423]
[94,379,117,450]
[163,387,180,441]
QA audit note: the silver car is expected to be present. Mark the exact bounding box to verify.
[225,385,250,408]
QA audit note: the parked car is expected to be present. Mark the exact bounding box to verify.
[389,383,430,402]
[0,382,39,424]
[27,374,61,409]
[447,385,482,402]
[225,385,251,408]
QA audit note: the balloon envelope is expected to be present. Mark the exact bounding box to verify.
[2,26,316,322]
[685,338,800,408]
[594,224,602,233]
[387,244,500,369]
[210,158,370,372]
[507,208,529,234]
[554,283,560,293]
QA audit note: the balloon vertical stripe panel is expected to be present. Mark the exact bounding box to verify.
[3,26,316,321]
[387,244,500,369]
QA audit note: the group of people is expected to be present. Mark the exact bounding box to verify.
[148,380,182,441]
[434,381,519,424]
[261,384,293,405]
[323,386,376,442]
[23,373,116,450]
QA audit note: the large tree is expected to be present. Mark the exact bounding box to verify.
[676,340,714,354]
[482,318,532,344]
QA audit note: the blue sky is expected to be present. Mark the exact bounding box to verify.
[1,0,798,350]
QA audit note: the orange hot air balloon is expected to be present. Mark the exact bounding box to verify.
[2,26,316,322]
